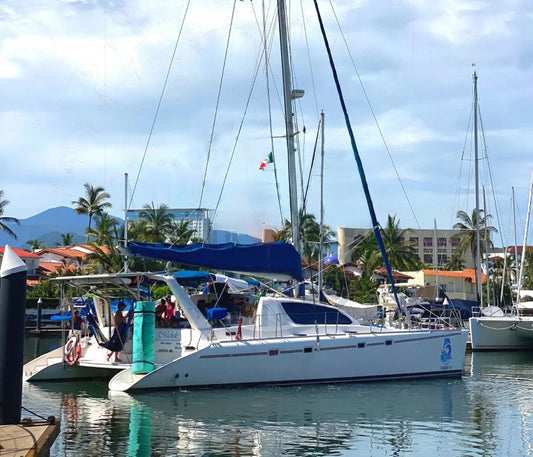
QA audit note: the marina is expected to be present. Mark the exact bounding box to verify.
[20,334,533,457]
[1,0,532,454]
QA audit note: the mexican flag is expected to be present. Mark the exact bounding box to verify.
[259,152,273,170]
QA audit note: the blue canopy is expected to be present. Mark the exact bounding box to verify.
[128,241,303,281]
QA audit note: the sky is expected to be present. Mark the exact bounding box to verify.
[1,0,532,244]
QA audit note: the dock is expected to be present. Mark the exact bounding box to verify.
[0,419,60,457]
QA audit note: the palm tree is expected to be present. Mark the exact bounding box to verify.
[56,233,74,246]
[26,239,46,251]
[167,220,197,245]
[522,250,533,290]
[379,215,421,270]
[85,245,124,274]
[0,190,19,239]
[444,252,465,271]
[276,210,335,263]
[86,213,119,246]
[72,183,111,242]
[452,209,497,265]
[138,202,175,243]
[351,215,419,272]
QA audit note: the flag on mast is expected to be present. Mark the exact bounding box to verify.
[259,152,273,170]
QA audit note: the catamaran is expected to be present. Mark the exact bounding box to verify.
[107,0,468,392]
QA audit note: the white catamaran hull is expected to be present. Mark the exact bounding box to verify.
[109,328,468,392]
[469,316,533,350]
[24,327,182,382]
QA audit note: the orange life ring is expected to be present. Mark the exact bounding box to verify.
[64,337,81,365]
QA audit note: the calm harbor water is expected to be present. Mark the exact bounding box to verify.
[22,333,533,457]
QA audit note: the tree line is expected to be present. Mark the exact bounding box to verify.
[1,185,532,303]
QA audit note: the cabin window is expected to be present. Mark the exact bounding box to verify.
[281,302,352,325]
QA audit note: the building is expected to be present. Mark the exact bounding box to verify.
[0,246,41,277]
[127,208,210,241]
[338,227,474,268]
[400,269,485,301]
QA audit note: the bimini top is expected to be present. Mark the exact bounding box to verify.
[128,241,303,281]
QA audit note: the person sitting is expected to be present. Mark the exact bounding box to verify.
[164,295,176,327]
[155,298,166,327]
[202,279,214,295]
[106,301,127,362]
[283,281,294,297]
[69,309,84,330]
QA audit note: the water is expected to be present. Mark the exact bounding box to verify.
[21,333,533,456]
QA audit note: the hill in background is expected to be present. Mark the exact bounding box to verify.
[0,206,259,249]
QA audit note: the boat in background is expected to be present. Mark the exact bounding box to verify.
[470,170,533,350]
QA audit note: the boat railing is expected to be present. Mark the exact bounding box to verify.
[412,308,463,330]
[471,306,481,317]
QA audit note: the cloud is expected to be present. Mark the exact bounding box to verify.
[0,0,532,242]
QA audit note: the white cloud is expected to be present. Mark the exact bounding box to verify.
[0,0,532,240]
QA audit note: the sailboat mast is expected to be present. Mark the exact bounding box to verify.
[318,111,325,299]
[513,187,520,293]
[277,0,300,255]
[473,70,482,305]
[517,171,533,303]
[123,172,129,273]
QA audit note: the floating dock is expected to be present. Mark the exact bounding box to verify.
[0,419,60,457]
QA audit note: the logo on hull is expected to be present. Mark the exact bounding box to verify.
[440,337,452,365]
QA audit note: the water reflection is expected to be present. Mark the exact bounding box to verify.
[21,350,533,456]
[467,351,533,457]
[104,379,470,457]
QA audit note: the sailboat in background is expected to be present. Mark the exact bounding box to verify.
[105,0,467,392]
[470,170,533,350]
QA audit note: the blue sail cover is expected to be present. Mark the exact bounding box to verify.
[128,241,303,281]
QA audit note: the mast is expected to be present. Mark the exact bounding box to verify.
[123,172,129,273]
[318,111,325,301]
[277,0,300,255]
[312,0,403,315]
[473,70,482,305]
[517,171,533,303]
[513,186,520,295]
[482,186,490,305]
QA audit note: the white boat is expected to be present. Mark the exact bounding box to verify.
[23,272,202,381]
[469,302,533,350]
[106,0,467,392]
[108,271,467,392]
[470,170,533,350]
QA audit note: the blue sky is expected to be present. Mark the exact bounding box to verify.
[1,0,532,243]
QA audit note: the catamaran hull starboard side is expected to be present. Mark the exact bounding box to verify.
[109,329,468,392]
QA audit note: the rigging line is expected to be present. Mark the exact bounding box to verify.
[260,0,285,227]
[313,0,403,314]
[211,2,268,227]
[282,0,306,206]
[477,104,505,249]
[327,0,420,230]
[128,0,191,210]
[298,0,320,118]
[197,0,238,217]
[302,116,322,209]
[449,102,474,228]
